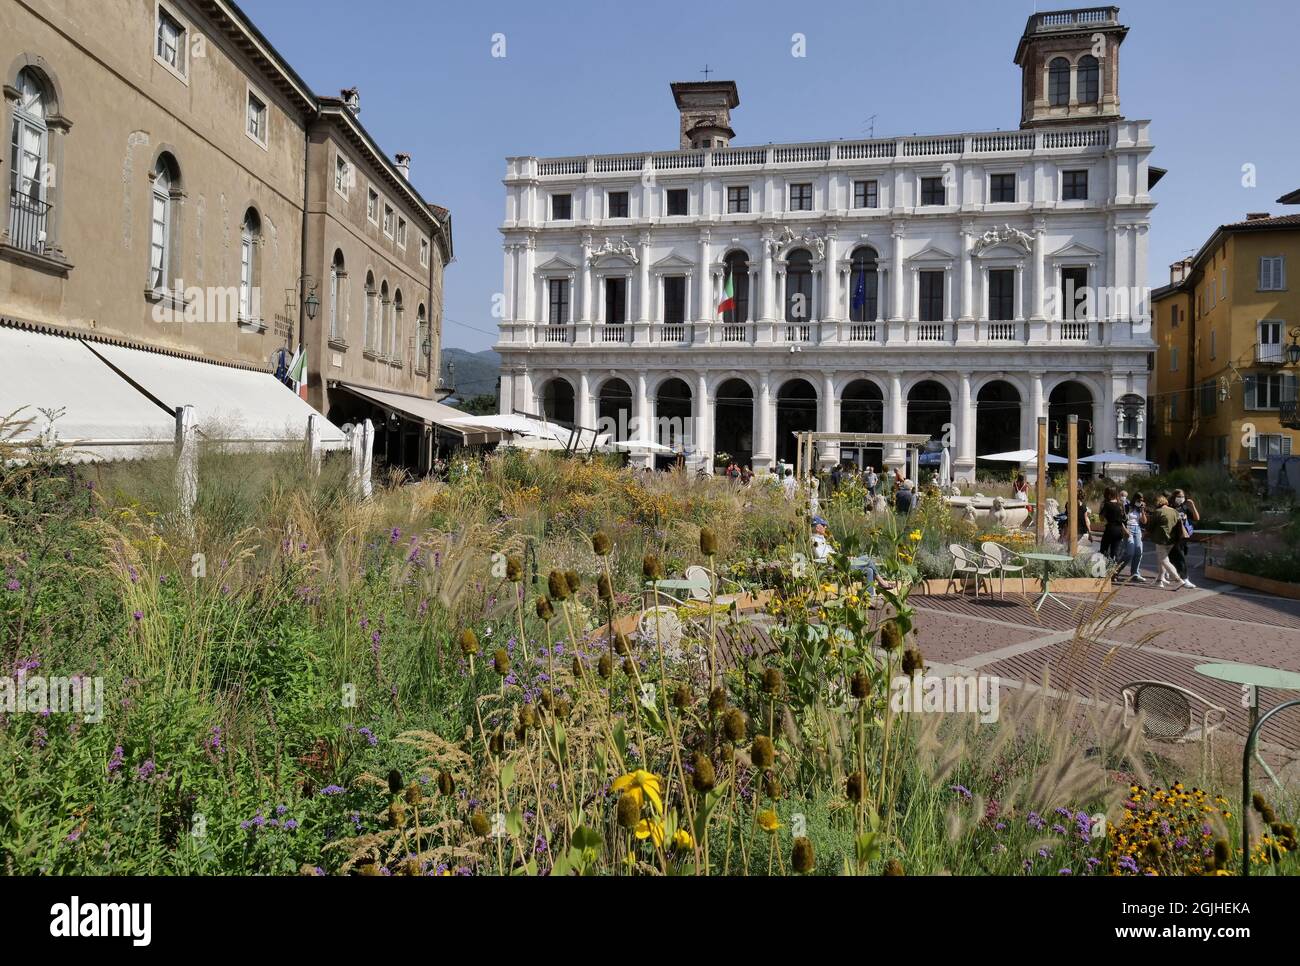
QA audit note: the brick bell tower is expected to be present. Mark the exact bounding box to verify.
[1014,7,1128,128]
[670,80,739,150]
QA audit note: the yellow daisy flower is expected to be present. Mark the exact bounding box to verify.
[611,770,664,815]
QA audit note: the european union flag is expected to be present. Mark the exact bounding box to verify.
[851,271,866,313]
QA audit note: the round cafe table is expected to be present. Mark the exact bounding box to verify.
[1218,521,1255,535]
[1195,662,1300,787]
[1020,551,1076,612]
[1191,529,1229,567]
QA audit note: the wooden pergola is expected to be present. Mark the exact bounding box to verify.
[791,431,933,483]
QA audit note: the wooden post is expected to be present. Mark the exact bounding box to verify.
[174,404,197,522]
[305,414,322,477]
[1067,414,1079,553]
[1035,416,1048,545]
[794,431,803,482]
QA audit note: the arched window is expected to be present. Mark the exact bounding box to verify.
[8,68,50,252]
[849,246,879,322]
[416,303,429,371]
[239,208,261,322]
[378,280,390,357]
[722,250,750,324]
[785,249,813,323]
[1077,55,1099,104]
[364,271,376,349]
[329,249,346,340]
[1048,58,1071,106]
[391,289,404,360]
[149,154,180,289]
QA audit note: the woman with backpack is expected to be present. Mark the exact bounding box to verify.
[1168,488,1200,583]
[1148,495,1191,589]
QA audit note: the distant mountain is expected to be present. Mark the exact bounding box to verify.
[440,347,500,398]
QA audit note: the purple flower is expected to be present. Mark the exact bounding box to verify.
[66,829,81,843]
[319,784,346,796]
[390,527,401,544]
[5,579,20,592]
[107,746,124,773]
[1118,855,1140,873]
[135,759,157,781]
[1058,868,1072,875]
[208,726,223,752]
[949,784,972,800]
[132,610,143,622]
[357,727,378,747]
[283,819,298,830]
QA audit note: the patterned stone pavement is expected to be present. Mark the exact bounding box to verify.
[910,557,1300,769]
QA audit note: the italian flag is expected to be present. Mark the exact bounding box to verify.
[717,269,735,316]
[287,348,309,399]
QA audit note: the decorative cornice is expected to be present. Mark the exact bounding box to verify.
[972,223,1033,255]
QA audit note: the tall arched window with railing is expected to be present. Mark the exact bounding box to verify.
[239,208,261,323]
[364,271,376,349]
[329,249,346,341]
[785,249,813,323]
[849,246,879,322]
[8,68,50,253]
[378,280,390,357]
[148,154,181,290]
[391,289,404,360]
[722,249,750,324]
[1048,57,1071,106]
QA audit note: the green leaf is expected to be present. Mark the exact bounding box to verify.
[505,806,523,837]
[499,760,516,791]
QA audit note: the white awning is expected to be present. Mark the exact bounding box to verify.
[86,341,345,448]
[334,383,503,445]
[444,412,565,441]
[0,327,174,461]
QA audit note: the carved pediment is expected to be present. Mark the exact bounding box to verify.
[589,236,639,266]
[652,251,696,271]
[972,223,1032,256]
[907,243,957,262]
[1047,240,1103,260]
[537,254,579,273]
[767,226,826,260]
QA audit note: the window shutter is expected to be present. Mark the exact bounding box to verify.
[1244,374,1257,409]
[1284,373,1299,404]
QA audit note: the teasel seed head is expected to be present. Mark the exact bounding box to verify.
[592,531,612,556]
[691,752,716,793]
[540,688,555,710]
[751,735,775,769]
[847,771,864,802]
[597,573,614,601]
[722,708,747,742]
[469,809,491,837]
[493,648,510,676]
[404,782,423,806]
[792,836,815,874]
[547,570,570,601]
[614,631,631,656]
[401,858,421,877]
[488,730,504,756]
[520,703,536,728]
[621,656,636,677]
[719,741,735,764]
[902,647,925,677]
[505,556,523,582]
[459,628,480,656]
[598,653,613,680]
[699,526,718,556]
[357,862,381,876]
[564,570,580,594]
[572,656,584,678]
[616,791,640,830]
[672,683,692,710]
[642,554,664,581]
[535,596,555,620]
[763,772,783,800]
[761,667,784,696]
[437,770,455,796]
[1213,838,1230,870]
[513,721,527,742]
[387,800,407,829]
[555,698,572,719]
[850,671,871,699]
[1252,792,1276,824]
[708,687,727,716]
[882,858,905,876]
[387,768,404,796]
[880,619,904,652]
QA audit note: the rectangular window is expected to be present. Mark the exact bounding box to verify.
[1200,380,1217,418]
[551,193,572,220]
[988,269,1015,320]
[989,173,1016,203]
[156,7,186,76]
[1259,256,1286,291]
[149,190,169,288]
[1169,396,1177,421]
[367,188,379,224]
[918,270,944,322]
[419,238,430,268]
[1171,304,1180,327]
[607,191,629,218]
[920,177,945,206]
[1169,346,1178,372]
[383,204,394,237]
[1210,330,1216,359]
[1251,434,1294,461]
[853,180,878,209]
[789,183,813,211]
[604,277,627,324]
[663,276,686,324]
[1061,267,1089,320]
[1259,320,1283,363]
[396,218,407,248]
[334,155,349,195]
[1062,170,1089,201]
[246,90,267,144]
[1245,373,1298,410]
[666,189,689,216]
[727,186,750,213]
[548,278,570,325]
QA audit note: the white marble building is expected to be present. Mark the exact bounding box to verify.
[496,7,1157,478]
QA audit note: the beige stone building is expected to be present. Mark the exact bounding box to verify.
[1,0,455,468]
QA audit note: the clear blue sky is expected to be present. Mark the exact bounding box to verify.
[241,0,1300,354]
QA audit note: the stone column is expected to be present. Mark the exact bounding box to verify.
[637,231,651,323]
[579,234,593,323]
[959,223,974,321]
[1026,370,1046,451]
[697,229,711,321]
[956,370,975,480]
[695,371,713,471]
[760,232,776,321]
[885,372,905,470]
[503,244,518,323]
[821,372,840,466]
[498,370,515,415]
[1029,217,1047,341]
[889,223,905,320]
[823,228,838,322]
[756,373,774,471]
[577,370,592,429]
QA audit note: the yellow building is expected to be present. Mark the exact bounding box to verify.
[1151,197,1299,475]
